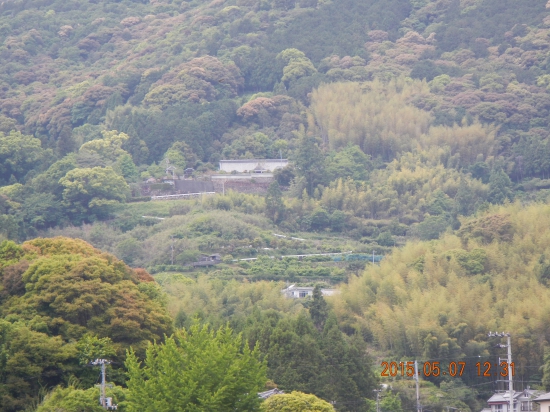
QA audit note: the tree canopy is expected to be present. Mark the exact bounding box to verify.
[125,323,267,412]
[261,391,335,412]
[0,237,172,410]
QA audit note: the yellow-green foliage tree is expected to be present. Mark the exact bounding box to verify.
[36,385,127,412]
[0,237,172,410]
[261,391,335,411]
[308,78,432,160]
[291,151,488,222]
[419,122,495,168]
[333,202,550,379]
[162,275,302,325]
[1,237,172,345]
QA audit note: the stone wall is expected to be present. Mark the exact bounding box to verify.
[212,179,273,194]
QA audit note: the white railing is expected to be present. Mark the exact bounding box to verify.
[150,192,216,200]
[233,251,353,262]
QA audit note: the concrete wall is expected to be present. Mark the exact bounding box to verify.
[212,179,272,194]
[219,159,288,173]
[174,180,215,193]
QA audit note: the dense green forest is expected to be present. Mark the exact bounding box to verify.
[3,0,550,410]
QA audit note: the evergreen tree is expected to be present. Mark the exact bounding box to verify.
[265,181,285,223]
[310,285,329,331]
[56,125,77,157]
[309,208,330,231]
[488,167,513,204]
[318,315,377,412]
[265,314,324,394]
[293,128,326,196]
[319,316,360,408]
[453,177,479,217]
[541,346,550,391]
[116,153,139,182]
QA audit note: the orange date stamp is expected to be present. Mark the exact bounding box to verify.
[381,361,515,378]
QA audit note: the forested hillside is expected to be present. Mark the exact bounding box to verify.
[2,0,550,410]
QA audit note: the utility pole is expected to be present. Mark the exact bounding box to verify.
[374,388,381,412]
[489,332,513,412]
[91,359,110,409]
[415,360,421,412]
[101,361,106,408]
[171,236,174,265]
[91,359,116,410]
[506,334,513,412]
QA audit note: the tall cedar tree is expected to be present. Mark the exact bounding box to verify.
[293,130,326,196]
[265,181,285,223]
[310,285,329,331]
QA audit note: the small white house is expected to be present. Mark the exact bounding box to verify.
[534,392,550,412]
[219,159,288,173]
[486,388,542,412]
[281,285,339,299]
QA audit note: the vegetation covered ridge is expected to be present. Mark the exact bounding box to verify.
[1,0,550,411]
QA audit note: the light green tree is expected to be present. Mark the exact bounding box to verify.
[380,392,403,412]
[125,323,267,412]
[276,49,317,84]
[76,334,116,365]
[163,143,188,170]
[261,391,335,411]
[326,145,372,182]
[0,320,78,410]
[36,385,127,412]
[0,131,51,184]
[59,166,130,222]
[79,130,131,163]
